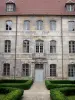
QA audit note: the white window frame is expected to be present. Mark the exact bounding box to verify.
[67,4,74,12]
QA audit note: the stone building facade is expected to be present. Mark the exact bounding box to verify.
[0,0,75,81]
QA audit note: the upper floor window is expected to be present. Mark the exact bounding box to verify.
[6,21,12,30]
[66,4,75,11]
[3,63,10,76]
[50,64,56,77]
[24,20,30,30]
[69,41,75,53]
[50,40,56,53]
[36,40,43,53]
[68,21,75,31]
[5,40,11,53]
[6,0,16,12]
[23,40,29,53]
[22,64,30,76]
[65,0,75,12]
[36,20,43,30]
[50,20,56,31]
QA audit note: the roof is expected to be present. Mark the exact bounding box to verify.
[0,0,75,16]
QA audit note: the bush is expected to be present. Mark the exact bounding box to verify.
[0,87,24,100]
[0,80,33,89]
[45,80,75,90]
[50,87,75,100]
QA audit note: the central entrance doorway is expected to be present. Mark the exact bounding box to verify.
[35,64,43,82]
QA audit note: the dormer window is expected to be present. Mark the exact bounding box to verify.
[66,4,74,11]
[6,0,16,12]
[65,0,75,12]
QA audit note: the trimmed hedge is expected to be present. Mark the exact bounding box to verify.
[50,87,75,100]
[0,87,24,100]
[0,80,33,89]
[45,80,75,89]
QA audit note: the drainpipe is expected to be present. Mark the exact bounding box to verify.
[14,16,18,79]
[61,16,64,80]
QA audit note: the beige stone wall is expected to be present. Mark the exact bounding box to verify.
[0,16,75,80]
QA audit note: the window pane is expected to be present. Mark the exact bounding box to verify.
[69,41,75,53]
[36,40,43,53]
[68,21,75,31]
[50,64,56,76]
[24,20,30,30]
[6,21,12,30]
[22,64,29,76]
[50,40,56,53]
[50,20,56,31]
[7,4,14,12]
[5,40,11,53]
[23,40,29,53]
[3,63,10,76]
[37,20,43,30]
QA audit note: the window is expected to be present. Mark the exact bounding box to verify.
[50,64,56,76]
[5,40,11,53]
[69,41,75,53]
[6,4,14,12]
[50,40,56,53]
[36,40,43,53]
[6,21,12,30]
[37,20,43,30]
[50,20,56,31]
[3,63,10,76]
[22,64,29,76]
[23,40,29,53]
[68,21,75,31]
[68,64,75,77]
[24,20,30,30]
[66,4,74,12]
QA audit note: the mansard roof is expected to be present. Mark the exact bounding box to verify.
[0,0,75,15]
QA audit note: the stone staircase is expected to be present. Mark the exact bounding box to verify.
[22,82,50,100]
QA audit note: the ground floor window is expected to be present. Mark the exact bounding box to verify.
[22,64,30,76]
[3,63,10,76]
[68,64,75,77]
[50,64,56,76]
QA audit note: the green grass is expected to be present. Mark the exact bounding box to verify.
[68,96,75,100]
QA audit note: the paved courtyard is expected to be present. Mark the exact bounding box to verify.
[22,82,50,100]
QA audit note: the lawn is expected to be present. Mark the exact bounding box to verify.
[68,96,75,100]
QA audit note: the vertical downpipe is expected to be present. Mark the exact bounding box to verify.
[14,16,18,79]
[61,16,63,80]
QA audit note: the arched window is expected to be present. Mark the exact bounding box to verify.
[6,20,12,30]
[23,40,29,53]
[24,20,30,30]
[50,64,56,76]
[69,41,75,53]
[68,64,75,77]
[50,20,56,31]
[36,40,43,53]
[50,40,56,53]
[22,64,30,76]
[36,20,43,30]
[5,40,11,53]
[3,63,10,76]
